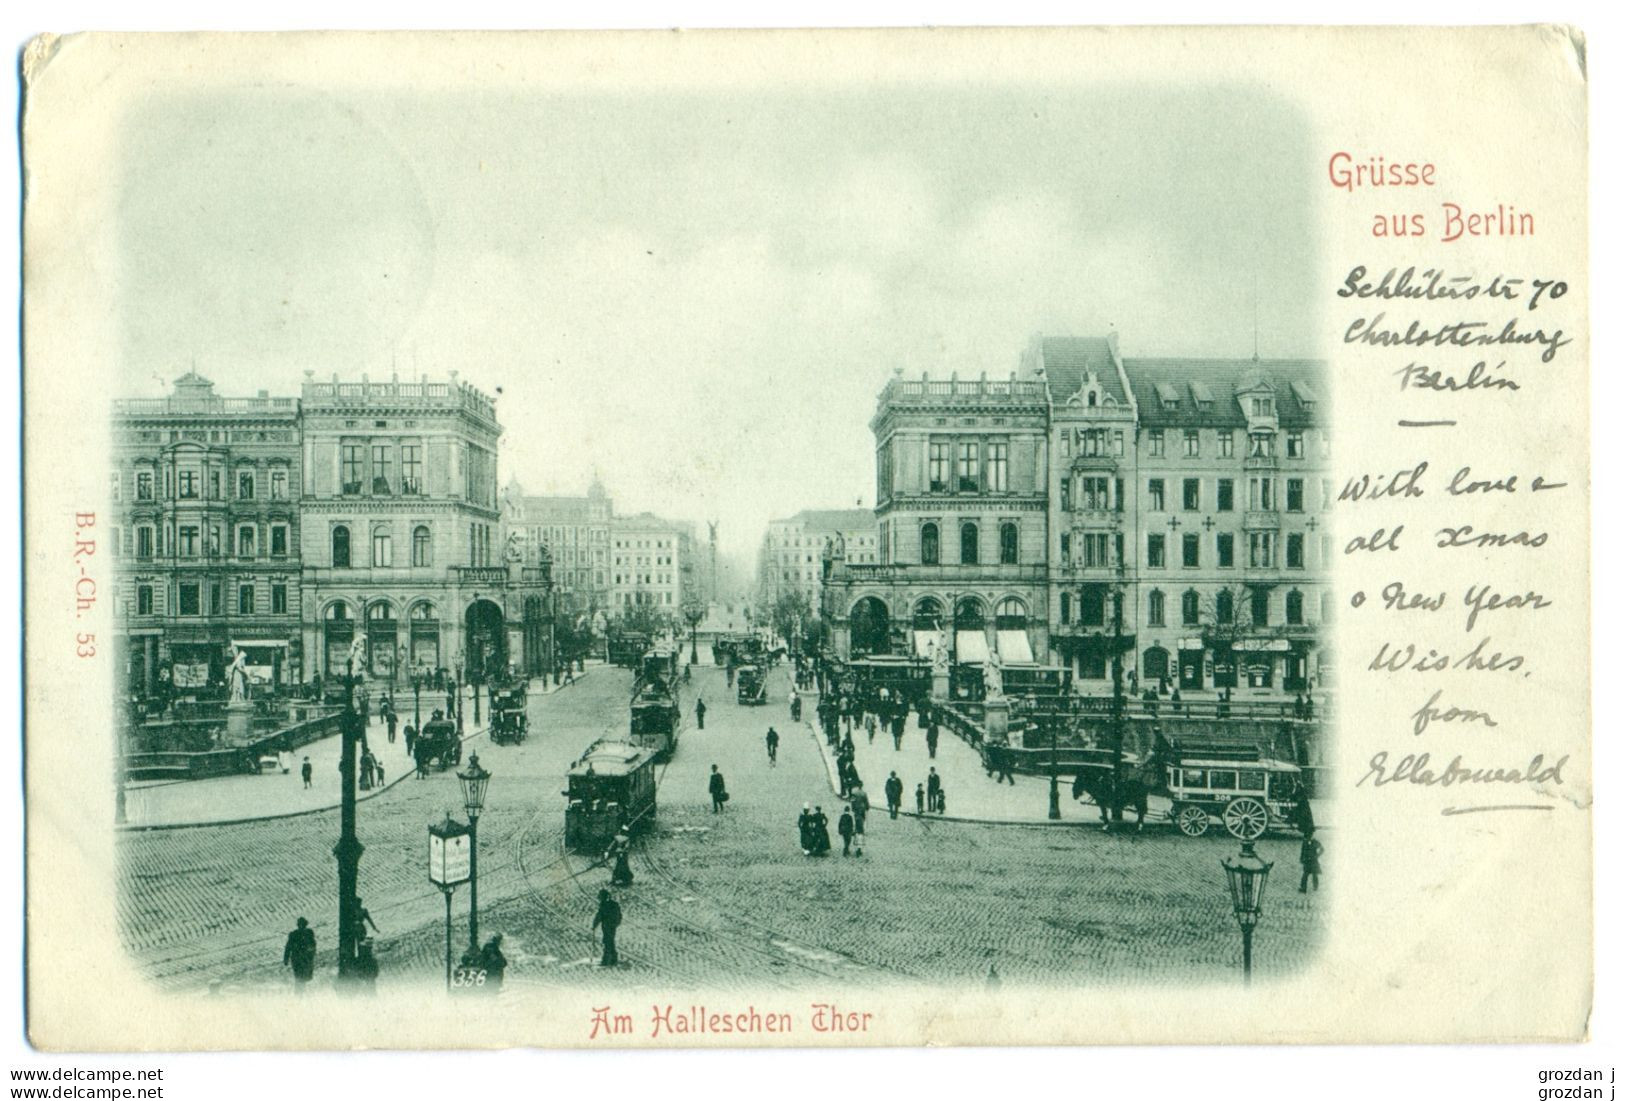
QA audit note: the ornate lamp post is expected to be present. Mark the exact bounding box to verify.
[334,635,368,982]
[413,668,422,731]
[458,753,492,953]
[1221,840,1274,984]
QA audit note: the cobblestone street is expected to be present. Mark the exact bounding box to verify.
[119,664,1324,995]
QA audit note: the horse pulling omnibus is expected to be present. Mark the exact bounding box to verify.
[564,740,658,852]
[1070,737,1307,840]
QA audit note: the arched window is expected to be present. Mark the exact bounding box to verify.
[1216,589,1235,624]
[1286,589,1304,625]
[920,522,940,566]
[331,525,351,568]
[999,522,1018,565]
[1147,589,1165,627]
[913,597,943,630]
[1182,589,1200,627]
[960,522,979,565]
[994,597,1027,630]
[372,526,393,568]
[412,525,431,567]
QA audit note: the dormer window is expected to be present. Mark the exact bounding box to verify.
[1190,381,1215,412]
[1155,382,1181,411]
[1251,397,1274,417]
[1290,381,1318,414]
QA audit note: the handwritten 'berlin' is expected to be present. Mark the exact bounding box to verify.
[1346,313,1571,363]
[1358,752,1567,788]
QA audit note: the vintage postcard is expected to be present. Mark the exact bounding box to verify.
[20,27,1590,1049]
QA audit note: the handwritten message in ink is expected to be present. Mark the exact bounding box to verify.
[1329,155,1578,813]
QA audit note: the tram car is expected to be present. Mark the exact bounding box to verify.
[629,649,683,760]
[489,681,529,745]
[843,655,932,710]
[606,631,651,669]
[564,740,658,852]
[1165,750,1305,840]
[736,664,767,705]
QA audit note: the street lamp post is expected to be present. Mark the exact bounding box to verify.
[1221,840,1274,984]
[458,753,492,954]
[413,670,422,732]
[334,636,368,983]
[1048,717,1061,820]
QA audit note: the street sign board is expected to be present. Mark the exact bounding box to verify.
[427,819,471,887]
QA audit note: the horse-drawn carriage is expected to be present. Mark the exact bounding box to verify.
[489,681,529,745]
[414,716,461,772]
[1071,738,1307,840]
[736,664,767,705]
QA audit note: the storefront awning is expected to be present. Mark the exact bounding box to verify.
[956,630,991,663]
[912,630,937,658]
[995,630,1033,663]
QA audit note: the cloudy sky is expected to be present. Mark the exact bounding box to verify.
[114,81,1317,561]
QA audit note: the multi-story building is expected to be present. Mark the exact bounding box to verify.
[502,475,613,615]
[610,513,694,615]
[836,369,1050,662]
[111,372,304,694]
[824,335,1331,697]
[759,509,882,612]
[297,373,551,686]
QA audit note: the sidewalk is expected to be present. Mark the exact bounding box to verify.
[121,704,491,830]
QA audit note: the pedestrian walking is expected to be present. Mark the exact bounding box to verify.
[915,783,926,815]
[937,786,948,815]
[404,722,416,755]
[812,806,832,856]
[351,898,380,945]
[765,727,780,766]
[927,767,942,813]
[478,934,508,991]
[592,889,622,967]
[1299,829,1324,893]
[991,743,1016,785]
[695,697,707,730]
[386,708,398,744]
[606,828,635,887]
[864,712,877,743]
[849,784,870,833]
[797,803,814,854]
[885,772,903,819]
[277,749,293,775]
[708,765,729,813]
[838,807,856,857]
[282,917,316,988]
[926,722,939,759]
[301,756,313,789]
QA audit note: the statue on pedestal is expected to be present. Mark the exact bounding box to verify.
[931,627,951,675]
[983,649,1005,702]
[226,648,251,704]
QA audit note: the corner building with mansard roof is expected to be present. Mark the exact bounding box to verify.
[823,335,1331,698]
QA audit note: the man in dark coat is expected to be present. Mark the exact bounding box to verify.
[592,889,622,966]
[927,767,943,813]
[1299,829,1324,892]
[282,917,316,987]
[765,727,780,766]
[812,806,832,855]
[695,697,707,730]
[837,807,856,856]
[300,756,313,789]
[708,765,728,813]
[885,772,904,819]
[926,722,940,759]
